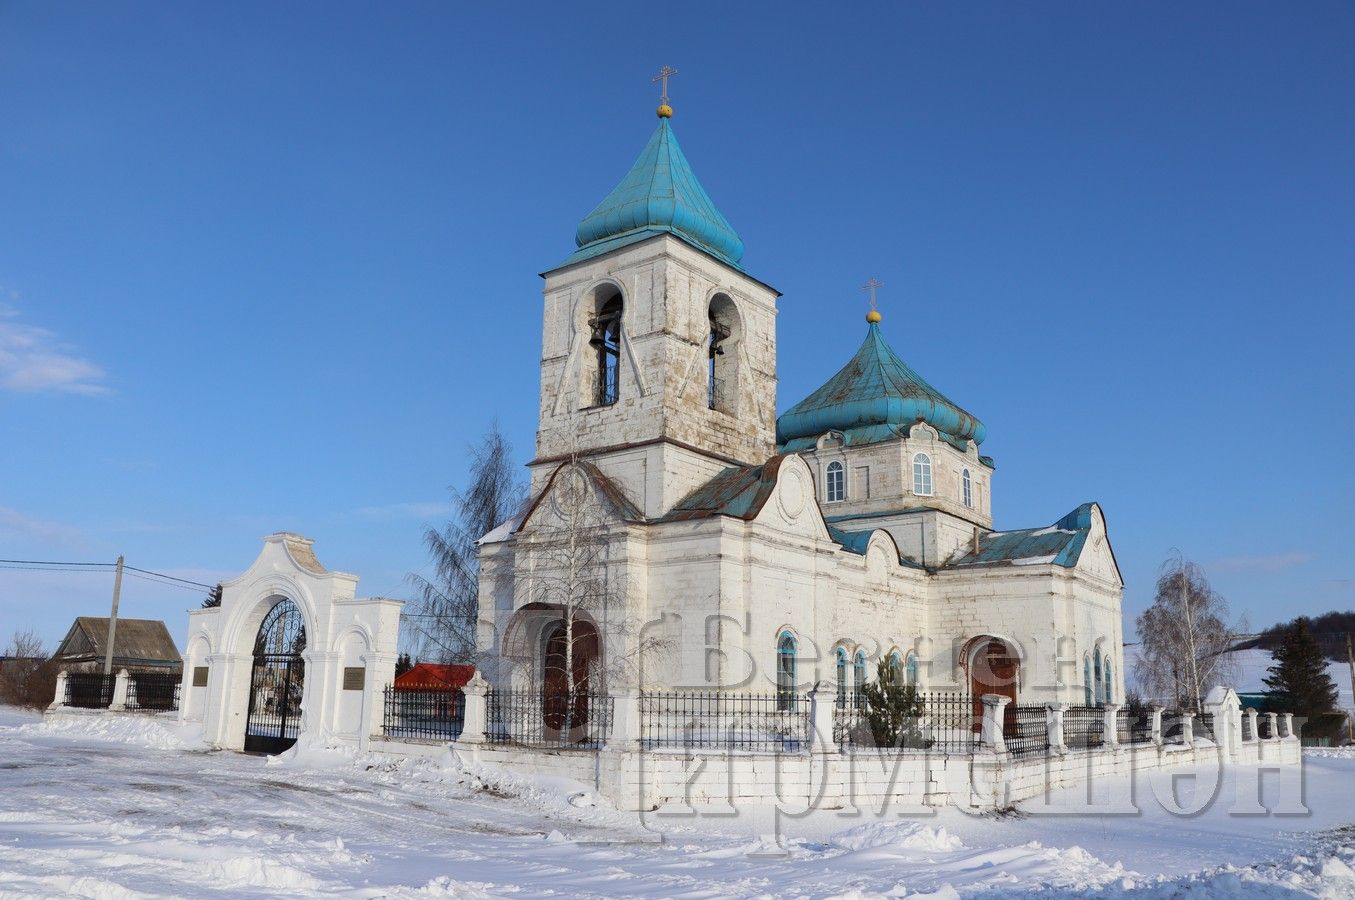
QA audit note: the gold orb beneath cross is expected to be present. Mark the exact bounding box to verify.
[656,104,673,118]
[866,310,882,323]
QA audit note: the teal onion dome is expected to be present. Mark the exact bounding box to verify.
[564,119,745,270]
[776,322,987,449]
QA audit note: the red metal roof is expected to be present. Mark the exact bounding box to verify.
[393,663,475,691]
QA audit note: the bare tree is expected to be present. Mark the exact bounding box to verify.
[408,423,525,665]
[0,629,54,708]
[1134,553,1243,712]
[512,458,668,696]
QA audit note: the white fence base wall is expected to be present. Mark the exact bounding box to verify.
[364,735,1303,813]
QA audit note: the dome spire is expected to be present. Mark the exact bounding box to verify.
[863,277,883,324]
[653,65,677,118]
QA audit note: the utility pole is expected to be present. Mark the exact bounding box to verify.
[103,555,124,676]
[1346,634,1355,743]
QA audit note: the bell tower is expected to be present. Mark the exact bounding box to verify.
[530,93,780,519]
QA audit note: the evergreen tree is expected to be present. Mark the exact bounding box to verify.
[1263,619,1338,717]
[394,653,413,678]
[856,658,928,749]
[201,584,223,608]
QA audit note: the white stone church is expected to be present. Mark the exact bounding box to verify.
[476,102,1126,711]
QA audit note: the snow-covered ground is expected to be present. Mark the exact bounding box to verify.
[3,707,1355,898]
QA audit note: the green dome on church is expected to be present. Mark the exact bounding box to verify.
[777,321,987,451]
[563,119,745,270]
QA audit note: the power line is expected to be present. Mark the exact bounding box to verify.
[0,558,214,590]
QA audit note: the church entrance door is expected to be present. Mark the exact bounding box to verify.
[541,619,599,735]
[969,637,1018,729]
[244,599,307,754]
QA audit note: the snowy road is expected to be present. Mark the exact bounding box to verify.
[2,708,1355,898]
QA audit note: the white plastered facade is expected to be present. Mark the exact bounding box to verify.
[178,533,402,751]
[477,230,1127,706]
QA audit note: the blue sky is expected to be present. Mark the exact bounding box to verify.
[2,3,1352,652]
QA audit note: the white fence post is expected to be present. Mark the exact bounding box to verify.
[1246,708,1259,741]
[1180,711,1195,745]
[607,688,641,752]
[1264,712,1279,741]
[1150,706,1165,746]
[1280,712,1295,740]
[458,672,488,745]
[1047,704,1067,753]
[48,670,68,710]
[1102,703,1121,747]
[980,694,1010,754]
[109,668,130,712]
[810,681,839,753]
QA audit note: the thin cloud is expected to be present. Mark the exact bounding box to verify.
[0,506,87,549]
[1208,551,1316,574]
[0,298,109,396]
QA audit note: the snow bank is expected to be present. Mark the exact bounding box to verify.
[831,820,964,853]
[19,712,206,750]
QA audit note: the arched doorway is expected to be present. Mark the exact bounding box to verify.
[541,618,599,734]
[968,637,1019,728]
[244,598,306,754]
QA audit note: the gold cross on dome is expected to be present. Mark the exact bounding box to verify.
[863,278,883,312]
[652,66,678,105]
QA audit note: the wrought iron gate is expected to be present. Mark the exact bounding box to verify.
[243,599,306,754]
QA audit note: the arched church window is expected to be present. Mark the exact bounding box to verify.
[887,651,903,685]
[1093,646,1104,705]
[962,469,972,507]
[777,631,797,710]
[835,648,848,708]
[853,650,868,709]
[589,292,623,406]
[707,296,736,411]
[1084,656,1093,706]
[905,651,919,688]
[912,453,933,496]
[1104,660,1114,705]
[826,462,845,502]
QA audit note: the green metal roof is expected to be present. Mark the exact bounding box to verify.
[776,323,987,451]
[947,503,1097,570]
[563,119,745,270]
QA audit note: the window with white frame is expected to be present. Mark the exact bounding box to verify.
[835,648,848,708]
[912,453,933,496]
[1093,646,1104,705]
[962,468,972,507]
[905,651,919,687]
[777,631,797,711]
[826,461,845,502]
[853,651,868,709]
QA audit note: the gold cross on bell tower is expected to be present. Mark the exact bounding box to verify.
[863,278,883,323]
[653,65,678,118]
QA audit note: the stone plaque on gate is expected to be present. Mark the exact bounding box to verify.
[192,666,208,687]
[342,667,365,691]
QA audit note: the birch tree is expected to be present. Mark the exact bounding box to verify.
[408,423,525,664]
[515,458,668,697]
[1134,553,1241,712]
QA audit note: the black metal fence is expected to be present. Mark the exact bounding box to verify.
[833,692,977,754]
[1258,715,1274,740]
[487,689,613,749]
[1196,713,1215,741]
[382,687,464,741]
[126,673,181,712]
[1064,705,1104,749]
[642,691,809,752]
[1118,708,1154,744]
[1003,704,1050,756]
[65,673,115,709]
[1161,711,1188,744]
